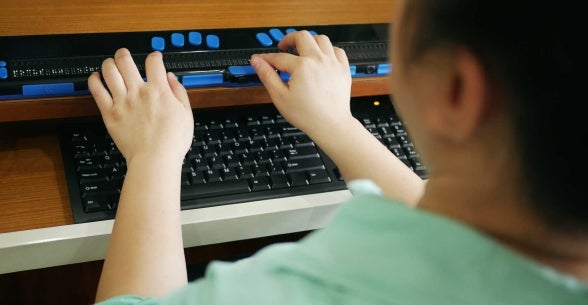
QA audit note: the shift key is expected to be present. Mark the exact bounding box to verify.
[284,157,325,173]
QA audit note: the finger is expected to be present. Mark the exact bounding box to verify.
[113,48,143,88]
[253,52,299,75]
[88,72,114,114]
[313,34,335,57]
[100,57,127,100]
[334,47,350,67]
[277,30,321,56]
[167,72,190,109]
[250,55,288,101]
[144,51,168,84]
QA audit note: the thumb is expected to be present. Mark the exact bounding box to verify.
[167,72,190,108]
[251,55,288,101]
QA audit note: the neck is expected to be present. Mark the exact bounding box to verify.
[417,175,588,282]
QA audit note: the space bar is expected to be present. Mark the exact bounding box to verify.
[181,180,251,200]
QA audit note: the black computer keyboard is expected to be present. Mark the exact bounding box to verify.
[59,95,427,223]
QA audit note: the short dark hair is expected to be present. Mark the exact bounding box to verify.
[401,1,586,232]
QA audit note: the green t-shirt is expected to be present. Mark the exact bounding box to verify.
[96,180,588,304]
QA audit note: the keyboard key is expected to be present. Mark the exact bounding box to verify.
[252,164,270,177]
[182,180,250,200]
[397,135,412,146]
[290,135,314,147]
[250,177,271,191]
[223,154,240,167]
[281,126,304,137]
[76,158,101,171]
[82,195,110,213]
[205,169,223,183]
[221,167,239,181]
[402,146,419,158]
[284,146,319,160]
[189,171,207,185]
[288,172,308,186]
[81,182,111,195]
[270,173,290,189]
[390,147,405,158]
[409,157,428,178]
[79,174,108,186]
[268,163,286,175]
[284,157,325,173]
[307,169,331,184]
[385,137,401,148]
[237,166,255,179]
[246,117,260,126]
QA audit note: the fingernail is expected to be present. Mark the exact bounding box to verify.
[250,55,261,68]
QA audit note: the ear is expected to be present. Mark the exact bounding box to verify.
[426,48,489,142]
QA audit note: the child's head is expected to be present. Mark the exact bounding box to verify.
[390,0,586,232]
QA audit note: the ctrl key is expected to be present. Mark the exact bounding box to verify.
[81,185,117,212]
[82,194,111,212]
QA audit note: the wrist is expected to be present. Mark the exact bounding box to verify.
[125,151,185,172]
[306,116,363,146]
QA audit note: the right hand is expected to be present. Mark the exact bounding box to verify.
[251,31,354,139]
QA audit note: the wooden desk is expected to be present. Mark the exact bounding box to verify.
[0,0,393,302]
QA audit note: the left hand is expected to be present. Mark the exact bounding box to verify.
[88,48,194,164]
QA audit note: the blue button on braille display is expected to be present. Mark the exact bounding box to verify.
[188,32,202,46]
[22,83,74,96]
[349,65,357,76]
[377,63,391,75]
[309,30,318,36]
[268,28,284,42]
[0,61,6,67]
[279,71,290,82]
[0,68,7,79]
[206,35,220,49]
[171,33,185,47]
[285,28,296,34]
[228,65,256,76]
[182,73,224,87]
[256,33,273,47]
[151,37,165,51]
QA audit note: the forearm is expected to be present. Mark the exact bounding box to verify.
[95,155,187,301]
[311,118,425,206]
